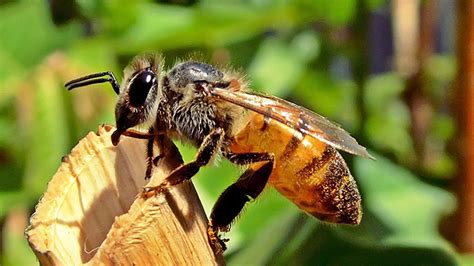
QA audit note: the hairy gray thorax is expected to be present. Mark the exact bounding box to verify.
[171,99,217,146]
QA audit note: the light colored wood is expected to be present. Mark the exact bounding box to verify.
[26,125,224,265]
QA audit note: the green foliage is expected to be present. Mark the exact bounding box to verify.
[0,0,468,265]
[364,73,416,162]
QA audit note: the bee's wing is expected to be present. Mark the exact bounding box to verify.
[211,88,373,159]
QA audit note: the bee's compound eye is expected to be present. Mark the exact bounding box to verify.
[128,70,156,107]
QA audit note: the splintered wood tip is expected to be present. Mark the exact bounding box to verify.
[25,125,224,265]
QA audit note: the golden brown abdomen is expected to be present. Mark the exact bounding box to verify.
[230,114,362,224]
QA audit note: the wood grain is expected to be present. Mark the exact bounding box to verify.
[26,125,224,265]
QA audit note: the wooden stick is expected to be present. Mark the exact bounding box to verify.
[26,125,224,265]
[452,0,474,253]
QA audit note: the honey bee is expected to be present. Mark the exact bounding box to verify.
[65,54,372,253]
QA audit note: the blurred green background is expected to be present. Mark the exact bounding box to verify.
[0,0,473,265]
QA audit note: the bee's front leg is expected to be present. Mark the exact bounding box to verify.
[145,129,155,180]
[110,127,180,180]
[111,128,156,146]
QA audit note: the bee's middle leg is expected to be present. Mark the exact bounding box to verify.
[143,128,224,194]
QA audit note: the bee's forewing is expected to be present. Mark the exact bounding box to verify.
[211,88,373,159]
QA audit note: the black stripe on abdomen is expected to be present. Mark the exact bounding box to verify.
[281,130,304,160]
[296,146,336,179]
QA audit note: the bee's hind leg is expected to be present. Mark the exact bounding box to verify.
[208,152,274,253]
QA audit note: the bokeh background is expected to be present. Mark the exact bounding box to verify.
[0,0,473,265]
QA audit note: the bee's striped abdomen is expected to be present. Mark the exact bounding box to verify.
[230,113,362,225]
[295,147,361,224]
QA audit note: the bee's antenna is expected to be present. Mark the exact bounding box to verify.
[65,71,120,95]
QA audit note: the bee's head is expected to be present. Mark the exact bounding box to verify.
[112,54,162,145]
[65,54,162,145]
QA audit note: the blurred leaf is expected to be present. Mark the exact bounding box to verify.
[0,163,22,193]
[355,153,456,246]
[0,49,24,104]
[298,0,357,25]
[422,55,456,177]
[265,215,320,264]
[424,114,455,177]
[294,70,359,131]
[101,1,143,34]
[425,55,456,87]
[365,103,414,161]
[364,73,405,111]
[76,0,102,15]
[0,191,28,219]
[2,208,37,266]
[0,114,15,151]
[0,0,80,107]
[23,65,70,198]
[115,2,309,52]
[424,55,456,108]
[68,39,119,72]
[228,211,298,266]
[459,255,474,266]
[230,188,296,245]
[290,30,320,61]
[364,0,386,10]
[115,4,194,51]
[431,114,455,141]
[249,38,305,96]
[0,0,80,69]
[364,73,415,162]
[282,226,458,266]
[425,152,455,178]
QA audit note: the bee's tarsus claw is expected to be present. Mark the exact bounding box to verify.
[207,220,228,254]
[153,154,163,166]
[111,130,122,146]
[141,185,162,198]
